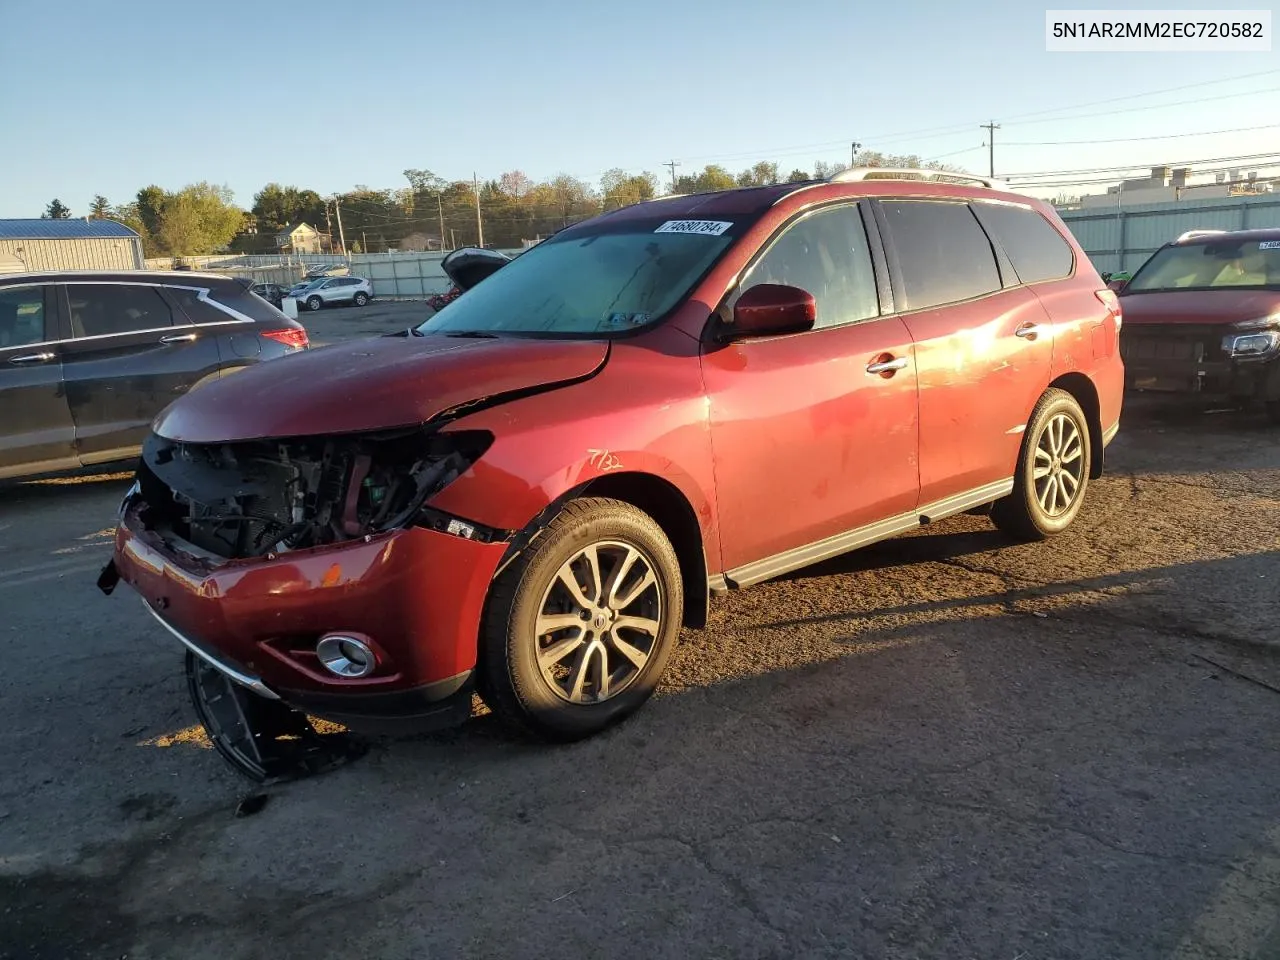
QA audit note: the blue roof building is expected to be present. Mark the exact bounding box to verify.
[0,218,145,273]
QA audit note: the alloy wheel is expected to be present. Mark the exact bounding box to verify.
[534,540,663,704]
[1033,412,1085,517]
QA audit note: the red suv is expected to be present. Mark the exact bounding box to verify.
[101,171,1124,753]
[1116,228,1280,422]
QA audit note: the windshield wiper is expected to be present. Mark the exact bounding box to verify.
[443,330,500,339]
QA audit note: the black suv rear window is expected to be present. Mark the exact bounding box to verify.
[972,202,1074,284]
[879,200,1002,311]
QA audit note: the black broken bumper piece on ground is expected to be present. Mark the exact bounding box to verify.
[97,559,120,596]
[185,651,368,783]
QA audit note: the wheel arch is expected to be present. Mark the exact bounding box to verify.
[495,470,710,631]
[1048,371,1104,478]
[580,472,709,630]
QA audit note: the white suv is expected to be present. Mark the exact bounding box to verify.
[296,276,373,311]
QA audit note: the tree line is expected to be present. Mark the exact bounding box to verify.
[46,152,961,258]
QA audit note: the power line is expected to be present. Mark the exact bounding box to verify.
[668,69,1280,164]
[1008,158,1280,189]
[1000,122,1280,146]
[1006,150,1280,179]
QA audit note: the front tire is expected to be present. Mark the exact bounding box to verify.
[477,497,683,741]
[992,388,1092,541]
[306,295,323,312]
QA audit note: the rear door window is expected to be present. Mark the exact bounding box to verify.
[0,285,49,348]
[879,200,1002,311]
[67,284,175,338]
[971,202,1075,284]
[736,203,880,330]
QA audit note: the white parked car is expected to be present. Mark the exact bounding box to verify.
[295,276,373,311]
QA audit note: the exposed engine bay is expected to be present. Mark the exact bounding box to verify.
[135,428,494,560]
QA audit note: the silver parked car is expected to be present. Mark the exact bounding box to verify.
[295,275,373,311]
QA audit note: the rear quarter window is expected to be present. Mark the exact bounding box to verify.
[879,200,1002,311]
[166,286,236,326]
[169,284,287,325]
[972,202,1074,284]
[214,285,291,324]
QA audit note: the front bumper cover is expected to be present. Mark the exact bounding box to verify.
[105,502,507,729]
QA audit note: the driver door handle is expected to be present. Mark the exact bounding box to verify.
[866,356,909,375]
[8,352,56,364]
[159,333,198,344]
[1015,322,1046,340]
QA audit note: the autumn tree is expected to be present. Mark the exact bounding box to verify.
[154,183,244,256]
[252,184,327,234]
[674,165,736,194]
[498,170,533,199]
[600,169,659,211]
[736,161,780,187]
[135,186,166,242]
[339,186,411,252]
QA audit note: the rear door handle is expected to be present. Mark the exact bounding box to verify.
[1015,323,1046,340]
[866,356,909,375]
[8,352,56,364]
[159,333,198,344]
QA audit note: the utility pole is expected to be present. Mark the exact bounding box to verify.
[362,231,368,254]
[436,192,447,251]
[851,141,861,168]
[332,195,347,255]
[664,160,680,193]
[981,121,1000,178]
[324,202,333,245]
[473,173,484,248]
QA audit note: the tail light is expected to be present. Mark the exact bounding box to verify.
[1095,288,1122,332]
[261,327,309,349]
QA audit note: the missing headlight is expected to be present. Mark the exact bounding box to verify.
[135,428,493,560]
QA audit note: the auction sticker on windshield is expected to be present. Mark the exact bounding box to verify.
[655,220,733,236]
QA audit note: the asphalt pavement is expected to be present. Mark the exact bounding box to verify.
[1,303,1278,960]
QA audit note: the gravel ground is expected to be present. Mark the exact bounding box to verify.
[1,315,1278,959]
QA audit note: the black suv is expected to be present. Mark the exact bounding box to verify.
[0,271,309,481]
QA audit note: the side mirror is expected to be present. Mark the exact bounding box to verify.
[727,283,816,339]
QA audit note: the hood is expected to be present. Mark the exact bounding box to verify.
[1119,288,1280,326]
[153,334,609,443]
[442,247,512,291]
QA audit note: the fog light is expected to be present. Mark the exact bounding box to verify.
[316,635,376,678]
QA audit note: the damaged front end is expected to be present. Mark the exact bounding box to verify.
[101,425,501,783]
[129,426,497,562]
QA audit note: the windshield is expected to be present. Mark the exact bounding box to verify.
[415,219,741,337]
[1125,240,1280,293]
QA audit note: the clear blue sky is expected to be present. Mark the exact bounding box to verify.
[2,0,1277,215]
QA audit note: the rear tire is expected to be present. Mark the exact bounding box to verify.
[992,388,1092,541]
[477,497,683,741]
[306,296,323,312]
[353,292,369,307]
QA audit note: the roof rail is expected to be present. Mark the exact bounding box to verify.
[830,167,1011,191]
[1175,229,1228,242]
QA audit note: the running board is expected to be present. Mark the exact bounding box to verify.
[720,479,1014,589]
